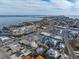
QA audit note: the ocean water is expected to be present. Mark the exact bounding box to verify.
[0,17,42,29]
[0,16,79,29]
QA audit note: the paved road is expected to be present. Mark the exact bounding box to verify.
[62,29,78,59]
[0,48,11,59]
[55,25,79,31]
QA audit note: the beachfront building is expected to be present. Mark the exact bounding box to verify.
[30,41,38,48]
[35,55,45,59]
[22,56,34,59]
[22,55,45,59]
[36,47,44,55]
[57,43,65,50]
[40,32,51,37]
[8,42,21,53]
[0,36,11,43]
[20,48,31,57]
[54,35,62,40]
[45,38,57,47]
[46,48,59,58]
[25,25,36,31]
[9,25,36,36]
[11,27,25,36]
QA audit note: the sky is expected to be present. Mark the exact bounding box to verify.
[0,0,79,15]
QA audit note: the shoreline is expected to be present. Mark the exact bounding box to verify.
[0,17,43,29]
[0,15,79,32]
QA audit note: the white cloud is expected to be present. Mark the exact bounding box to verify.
[0,0,55,11]
[0,0,78,15]
[0,0,73,10]
[50,0,73,9]
[73,1,79,8]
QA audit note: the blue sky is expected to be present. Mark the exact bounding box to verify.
[0,0,79,15]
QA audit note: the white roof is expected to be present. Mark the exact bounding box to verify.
[47,49,59,57]
[20,49,31,57]
[12,29,19,32]
[41,32,51,36]
[30,41,38,48]
[54,35,62,40]
[74,51,79,54]
[0,36,10,41]
[21,27,26,31]
[70,31,78,34]
[8,42,20,49]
